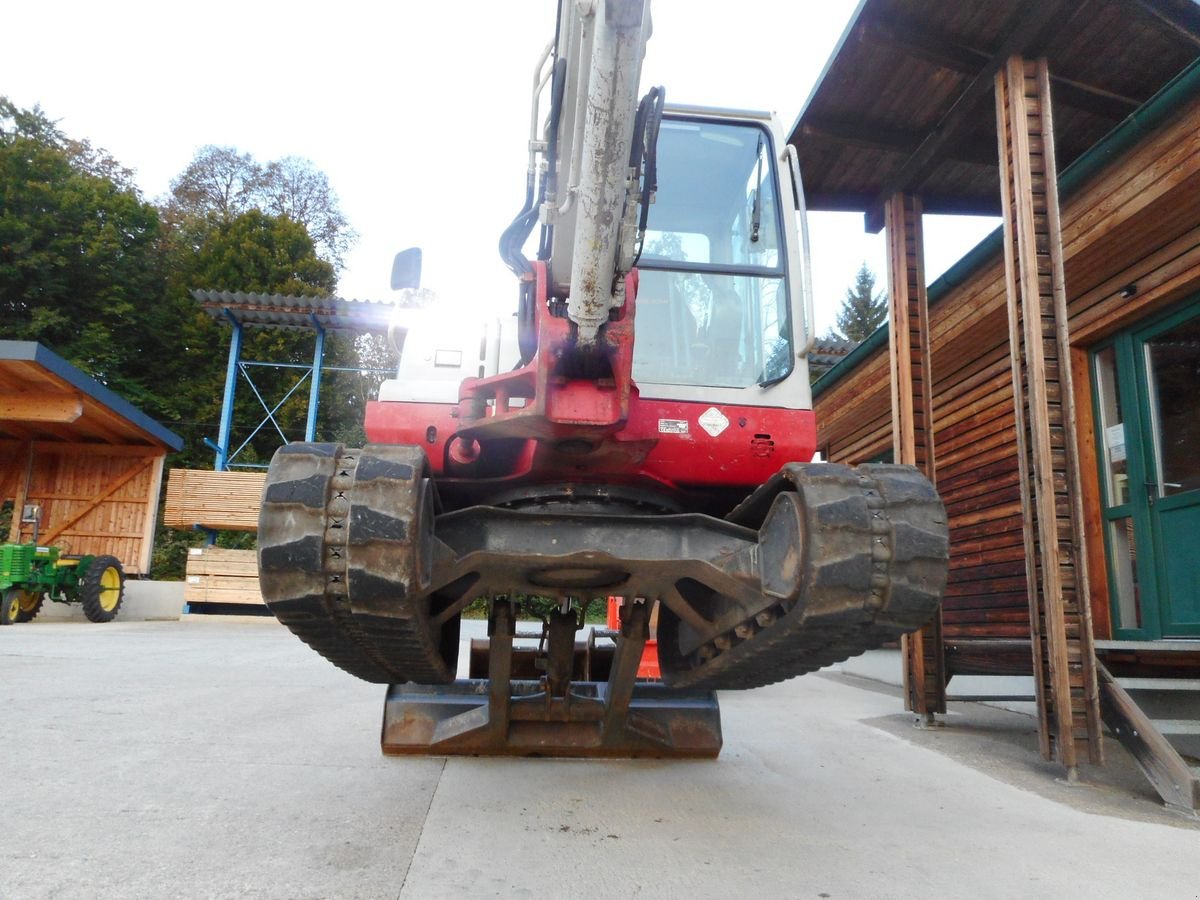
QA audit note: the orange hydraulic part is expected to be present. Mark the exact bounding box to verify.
[607,596,660,680]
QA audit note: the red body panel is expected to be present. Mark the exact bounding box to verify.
[363,261,816,504]
[364,394,815,490]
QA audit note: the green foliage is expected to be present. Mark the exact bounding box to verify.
[0,97,169,408]
[0,98,380,579]
[159,209,359,470]
[835,262,887,342]
[188,209,336,296]
[461,596,608,624]
[167,146,357,271]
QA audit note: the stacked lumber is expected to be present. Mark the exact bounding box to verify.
[184,547,263,606]
[163,469,267,532]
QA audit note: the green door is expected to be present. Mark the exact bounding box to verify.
[1093,300,1200,639]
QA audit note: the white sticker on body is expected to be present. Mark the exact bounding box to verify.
[698,407,730,437]
[658,419,689,434]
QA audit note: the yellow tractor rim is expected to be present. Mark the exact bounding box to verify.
[99,567,121,612]
[17,590,39,612]
[4,593,19,622]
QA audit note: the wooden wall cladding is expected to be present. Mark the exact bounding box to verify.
[0,441,164,574]
[814,94,1200,648]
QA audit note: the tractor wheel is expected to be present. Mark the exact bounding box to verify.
[80,556,125,623]
[1,589,22,626]
[14,590,44,623]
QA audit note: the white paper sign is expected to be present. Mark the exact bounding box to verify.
[1105,423,1126,463]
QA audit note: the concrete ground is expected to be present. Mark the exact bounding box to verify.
[36,579,184,622]
[2,618,1197,900]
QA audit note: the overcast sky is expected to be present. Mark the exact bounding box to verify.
[3,0,998,334]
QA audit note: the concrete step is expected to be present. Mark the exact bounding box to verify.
[1116,678,1200,691]
[1151,719,1200,736]
[1095,640,1200,652]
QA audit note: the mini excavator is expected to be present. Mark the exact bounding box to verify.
[257,0,949,757]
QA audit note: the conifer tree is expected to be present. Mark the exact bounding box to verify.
[835,262,887,342]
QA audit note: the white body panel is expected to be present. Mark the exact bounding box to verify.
[379,311,519,404]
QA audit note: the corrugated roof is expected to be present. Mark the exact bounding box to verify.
[0,341,183,450]
[789,0,1200,231]
[192,290,400,333]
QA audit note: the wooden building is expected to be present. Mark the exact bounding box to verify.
[791,0,1200,811]
[0,341,182,574]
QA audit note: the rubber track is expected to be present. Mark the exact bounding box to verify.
[658,463,948,691]
[260,448,944,695]
[257,443,454,685]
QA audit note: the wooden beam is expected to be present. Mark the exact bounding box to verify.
[1133,0,1200,48]
[6,442,34,543]
[4,440,163,459]
[137,455,166,575]
[995,55,1103,773]
[862,10,1142,119]
[0,445,23,501]
[0,393,83,423]
[804,191,1002,217]
[864,0,1065,233]
[860,13,988,75]
[885,192,947,718]
[799,118,996,166]
[1098,662,1200,813]
[1071,345,1112,642]
[1048,77,1143,121]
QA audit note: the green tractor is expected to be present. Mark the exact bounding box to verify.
[0,505,124,626]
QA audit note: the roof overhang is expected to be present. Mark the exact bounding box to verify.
[0,342,183,450]
[789,0,1200,232]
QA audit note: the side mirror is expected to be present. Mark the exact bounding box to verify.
[391,247,423,291]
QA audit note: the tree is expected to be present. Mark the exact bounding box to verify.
[167,145,261,223]
[835,262,887,342]
[259,156,357,271]
[0,102,369,578]
[167,146,356,271]
[0,97,169,407]
[187,208,336,297]
[160,209,339,465]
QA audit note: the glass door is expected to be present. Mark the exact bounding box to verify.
[1138,306,1200,636]
[1093,300,1200,639]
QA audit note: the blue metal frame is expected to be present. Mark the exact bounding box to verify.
[306,316,326,442]
[214,310,244,471]
[209,312,390,471]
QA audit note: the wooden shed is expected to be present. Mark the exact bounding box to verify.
[0,341,182,574]
[792,0,1200,811]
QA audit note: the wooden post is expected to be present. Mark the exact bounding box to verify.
[7,442,34,543]
[137,455,166,575]
[885,192,946,719]
[994,56,1103,771]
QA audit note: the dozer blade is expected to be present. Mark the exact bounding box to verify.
[383,601,721,758]
[381,680,721,759]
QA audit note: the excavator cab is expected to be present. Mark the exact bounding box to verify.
[633,111,797,394]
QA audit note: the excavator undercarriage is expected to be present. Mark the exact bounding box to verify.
[258,442,947,756]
